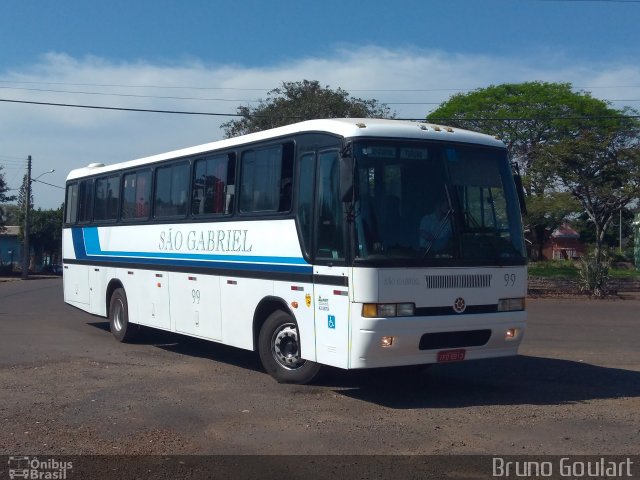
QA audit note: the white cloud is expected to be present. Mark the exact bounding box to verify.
[1,47,639,209]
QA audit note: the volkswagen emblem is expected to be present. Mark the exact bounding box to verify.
[453,297,466,314]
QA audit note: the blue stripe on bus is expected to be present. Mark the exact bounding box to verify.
[72,227,87,258]
[76,256,312,274]
[73,227,312,273]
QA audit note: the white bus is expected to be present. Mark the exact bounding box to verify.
[63,118,527,384]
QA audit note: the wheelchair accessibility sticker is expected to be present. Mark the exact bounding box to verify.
[328,315,336,329]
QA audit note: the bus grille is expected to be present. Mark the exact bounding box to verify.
[419,329,492,350]
[425,274,492,289]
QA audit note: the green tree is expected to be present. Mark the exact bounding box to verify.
[544,113,640,263]
[426,82,621,258]
[25,207,63,268]
[525,191,580,260]
[574,208,635,257]
[12,174,34,239]
[221,80,395,138]
[17,173,33,215]
[1,204,20,225]
[427,82,612,185]
[0,166,17,232]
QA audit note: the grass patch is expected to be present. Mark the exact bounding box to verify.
[528,261,578,279]
[529,260,640,280]
[609,268,640,279]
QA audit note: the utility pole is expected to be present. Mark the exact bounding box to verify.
[22,155,32,280]
[619,208,623,254]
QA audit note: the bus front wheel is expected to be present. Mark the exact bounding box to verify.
[258,310,321,384]
[109,287,138,342]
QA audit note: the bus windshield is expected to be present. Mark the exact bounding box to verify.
[352,141,526,265]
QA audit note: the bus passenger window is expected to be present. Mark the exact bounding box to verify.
[94,175,120,221]
[239,143,293,214]
[77,179,93,223]
[192,153,235,215]
[122,170,151,220]
[154,162,189,218]
[64,183,78,224]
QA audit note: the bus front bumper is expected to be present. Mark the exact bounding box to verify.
[349,310,526,369]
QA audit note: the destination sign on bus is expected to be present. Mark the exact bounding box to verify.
[362,146,429,160]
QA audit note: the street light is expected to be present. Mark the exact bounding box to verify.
[22,157,55,280]
[33,169,55,182]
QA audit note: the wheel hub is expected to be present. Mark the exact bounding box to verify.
[112,299,124,331]
[272,323,305,370]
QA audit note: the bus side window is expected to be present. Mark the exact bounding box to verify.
[239,143,293,214]
[154,163,189,218]
[122,170,151,220]
[297,153,315,257]
[94,175,120,222]
[64,183,79,224]
[77,179,93,223]
[315,150,343,260]
[192,153,235,216]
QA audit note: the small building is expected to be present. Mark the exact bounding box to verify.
[543,224,585,260]
[0,226,22,270]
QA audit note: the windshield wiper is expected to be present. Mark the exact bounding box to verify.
[422,186,454,259]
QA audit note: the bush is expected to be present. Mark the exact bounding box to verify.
[577,250,611,296]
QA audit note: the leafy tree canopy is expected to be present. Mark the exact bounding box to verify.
[427,81,640,265]
[29,206,63,254]
[0,166,17,232]
[426,82,615,188]
[543,113,640,260]
[221,80,395,138]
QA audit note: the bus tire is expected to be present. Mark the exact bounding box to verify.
[258,310,321,384]
[109,287,138,343]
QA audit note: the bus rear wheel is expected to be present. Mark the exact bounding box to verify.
[109,287,138,342]
[258,310,321,384]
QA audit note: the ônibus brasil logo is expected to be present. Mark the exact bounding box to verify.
[8,456,73,479]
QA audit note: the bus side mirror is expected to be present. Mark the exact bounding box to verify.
[513,173,527,216]
[340,156,354,202]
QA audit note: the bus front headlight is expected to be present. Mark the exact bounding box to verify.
[362,303,415,318]
[498,298,526,312]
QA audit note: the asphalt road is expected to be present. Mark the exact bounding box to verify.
[0,278,638,456]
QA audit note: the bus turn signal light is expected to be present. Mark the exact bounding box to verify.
[505,328,521,341]
[362,303,415,318]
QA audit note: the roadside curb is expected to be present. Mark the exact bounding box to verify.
[0,275,60,283]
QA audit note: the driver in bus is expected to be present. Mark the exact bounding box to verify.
[419,197,452,254]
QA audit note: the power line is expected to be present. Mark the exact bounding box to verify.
[3,86,638,105]
[0,154,27,160]
[0,86,258,103]
[0,80,270,92]
[0,157,27,166]
[2,97,640,122]
[32,179,64,190]
[0,161,27,167]
[2,79,640,93]
[0,98,242,117]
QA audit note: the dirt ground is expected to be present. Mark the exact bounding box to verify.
[0,279,638,457]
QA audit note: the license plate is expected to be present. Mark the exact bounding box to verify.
[437,349,466,362]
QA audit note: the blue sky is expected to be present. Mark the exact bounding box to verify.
[1,0,640,209]
[3,0,640,66]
